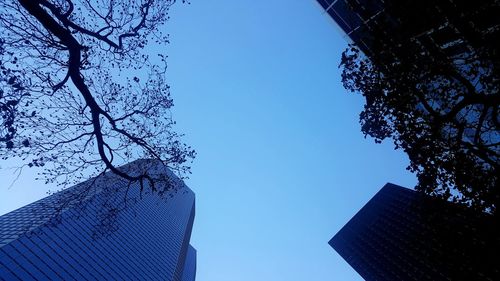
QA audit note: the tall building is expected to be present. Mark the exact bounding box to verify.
[329,183,500,281]
[181,245,197,281]
[0,159,196,281]
[316,0,499,59]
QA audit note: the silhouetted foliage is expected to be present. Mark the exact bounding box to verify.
[340,13,500,212]
[340,1,499,214]
[0,0,194,209]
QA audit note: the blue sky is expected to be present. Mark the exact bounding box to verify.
[0,0,417,280]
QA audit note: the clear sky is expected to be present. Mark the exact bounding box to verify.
[0,0,417,280]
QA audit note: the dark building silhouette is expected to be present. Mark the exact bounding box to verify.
[316,0,499,60]
[0,159,196,281]
[329,183,500,281]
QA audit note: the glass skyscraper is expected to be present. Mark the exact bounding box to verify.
[316,0,384,55]
[0,159,196,281]
[329,183,500,281]
[181,245,196,281]
[316,0,498,58]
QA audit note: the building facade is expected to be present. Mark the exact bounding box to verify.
[316,0,499,59]
[0,159,196,281]
[329,183,500,281]
[181,245,197,281]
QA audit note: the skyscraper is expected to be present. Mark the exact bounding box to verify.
[316,0,499,59]
[329,183,500,281]
[0,159,196,281]
[181,245,197,281]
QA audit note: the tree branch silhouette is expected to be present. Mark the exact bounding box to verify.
[1,0,194,221]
